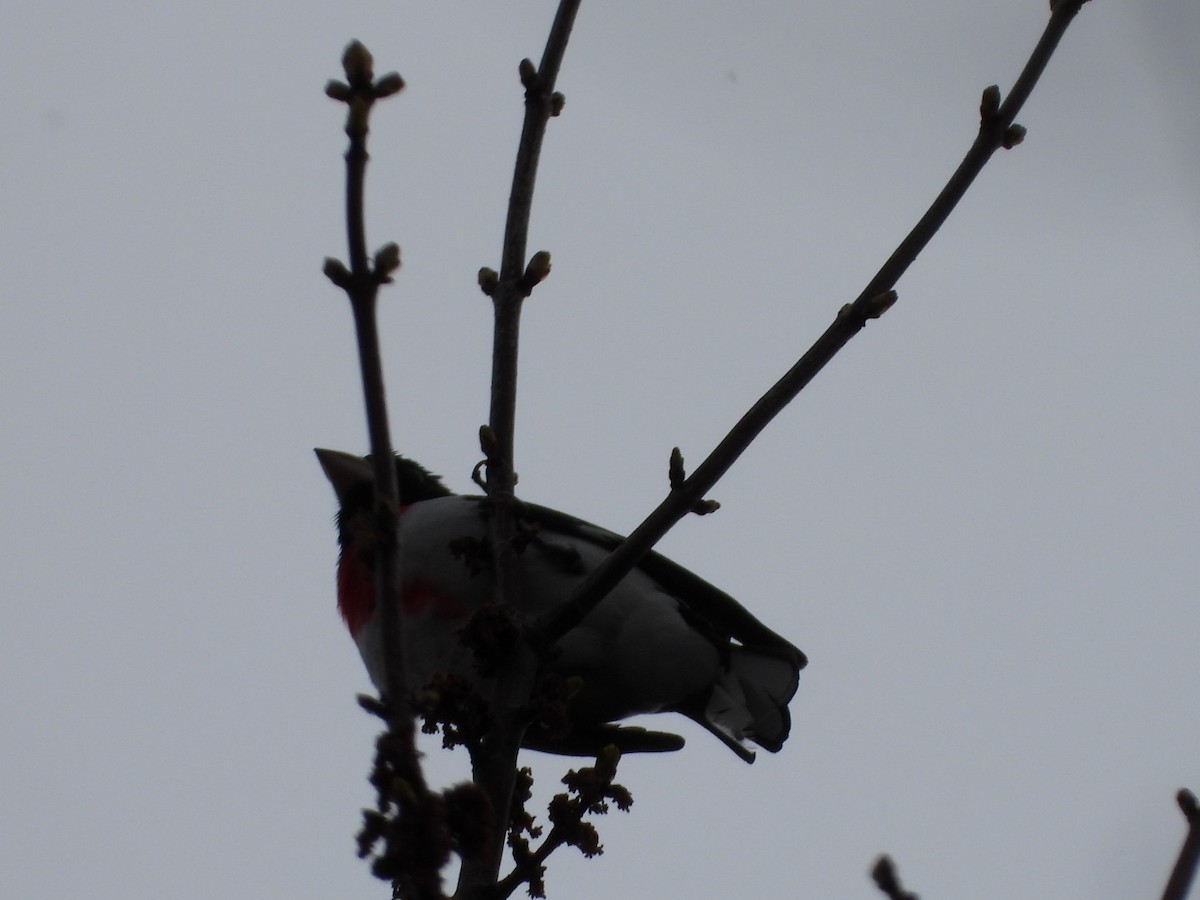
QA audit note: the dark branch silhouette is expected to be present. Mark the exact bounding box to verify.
[872,855,920,900]
[324,42,448,900]
[457,5,585,896]
[310,4,1164,899]
[1162,788,1200,900]
[537,0,1095,648]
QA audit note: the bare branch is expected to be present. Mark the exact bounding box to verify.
[456,4,584,897]
[325,40,446,900]
[536,0,1094,647]
[871,855,919,900]
[485,0,581,497]
[1162,788,1200,900]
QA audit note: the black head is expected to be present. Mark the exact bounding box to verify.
[315,449,454,507]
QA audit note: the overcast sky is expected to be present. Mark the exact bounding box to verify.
[3,1,1199,898]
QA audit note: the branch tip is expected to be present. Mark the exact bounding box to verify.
[871,854,918,900]
[341,40,375,88]
[668,447,686,489]
[1178,788,1199,822]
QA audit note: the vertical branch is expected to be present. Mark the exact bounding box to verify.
[485,0,581,494]
[325,43,446,900]
[455,3,583,897]
[326,41,409,727]
[1162,789,1200,900]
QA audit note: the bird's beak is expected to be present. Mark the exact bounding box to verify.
[314,448,374,501]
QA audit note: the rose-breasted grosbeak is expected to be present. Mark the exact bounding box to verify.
[317,449,806,762]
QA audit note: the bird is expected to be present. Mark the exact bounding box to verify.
[316,449,806,763]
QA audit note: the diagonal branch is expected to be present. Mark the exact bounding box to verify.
[536,0,1094,646]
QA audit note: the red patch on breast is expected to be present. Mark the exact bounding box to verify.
[336,555,376,637]
[402,578,468,620]
[337,557,468,638]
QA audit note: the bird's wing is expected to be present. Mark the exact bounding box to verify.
[519,501,806,670]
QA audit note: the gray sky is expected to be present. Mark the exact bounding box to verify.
[3,1,1199,898]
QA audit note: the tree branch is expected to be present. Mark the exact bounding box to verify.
[485,0,580,497]
[325,42,446,900]
[455,4,584,898]
[870,855,919,900]
[1162,788,1200,900]
[536,0,1094,646]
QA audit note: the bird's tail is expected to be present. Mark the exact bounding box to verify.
[688,646,801,763]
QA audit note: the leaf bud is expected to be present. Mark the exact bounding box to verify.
[477,266,499,296]
[373,72,405,99]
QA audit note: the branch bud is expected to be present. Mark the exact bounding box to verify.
[668,447,686,489]
[477,266,499,296]
[323,257,353,289]
[373,243,401,282]
[373,72,405,99]
[478,424,499,458]
[518,58,538,88]
[325,79,352,103]
[1178,788,1199,822]
[979,84,1001,121]
[871,856,901,892]
[864,290,898,320]
[342,40,375,88]
[1002,123,1026,149]
[521,251,552,290]
[550,92,566,117]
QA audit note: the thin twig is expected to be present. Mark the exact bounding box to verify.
[536,0,1093,646]
[871,855,919,900]
[486,0,581,497]
[1162,789,1200,900]
[325,42,444,900]
[328,41,411,746]
[455,4,584,898]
